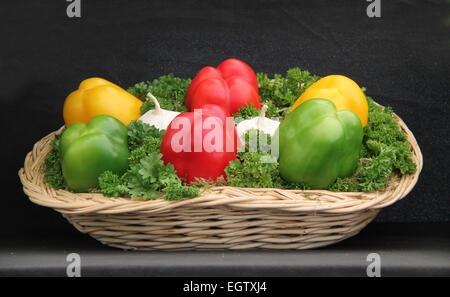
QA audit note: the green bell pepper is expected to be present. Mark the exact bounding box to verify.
[277,99,363,189]
[60,114,130,192]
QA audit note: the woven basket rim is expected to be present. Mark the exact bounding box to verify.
[19,103,423,215]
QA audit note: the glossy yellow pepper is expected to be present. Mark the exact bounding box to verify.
[63,78,142,127]
[291,75,368,127]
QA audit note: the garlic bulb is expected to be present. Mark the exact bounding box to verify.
[236,104,280,142]
[139,92,180,130]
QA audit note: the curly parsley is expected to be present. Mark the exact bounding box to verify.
[225,130,282,188]
[233,103,260,120]
[44,134,65,189]
[127,74,191,115]
[256,68,319,118]
[226,152,282,188]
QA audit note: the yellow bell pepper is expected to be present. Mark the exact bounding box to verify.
[291,75,368,127]
[63,78,142,127]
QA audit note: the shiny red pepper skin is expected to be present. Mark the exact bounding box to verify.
[200,104,232,123]
[160,106,238,183]
[185,58,261,115]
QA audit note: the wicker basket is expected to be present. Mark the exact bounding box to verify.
[18,107,422,250]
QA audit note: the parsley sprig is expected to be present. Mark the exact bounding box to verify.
[44,134,65,189]
[127,74,191,115]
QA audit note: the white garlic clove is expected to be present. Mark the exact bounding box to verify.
[138,92,180,130]
[236,104,280,142]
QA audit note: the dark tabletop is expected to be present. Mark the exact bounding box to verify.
[0,0,449,276]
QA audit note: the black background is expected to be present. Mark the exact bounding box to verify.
[1,0,449,240]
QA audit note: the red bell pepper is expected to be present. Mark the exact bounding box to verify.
[200,104,232,123]
[185,58,261,115]
[160,106,238,183]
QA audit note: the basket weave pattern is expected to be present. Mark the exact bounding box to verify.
[19,110,422,250]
